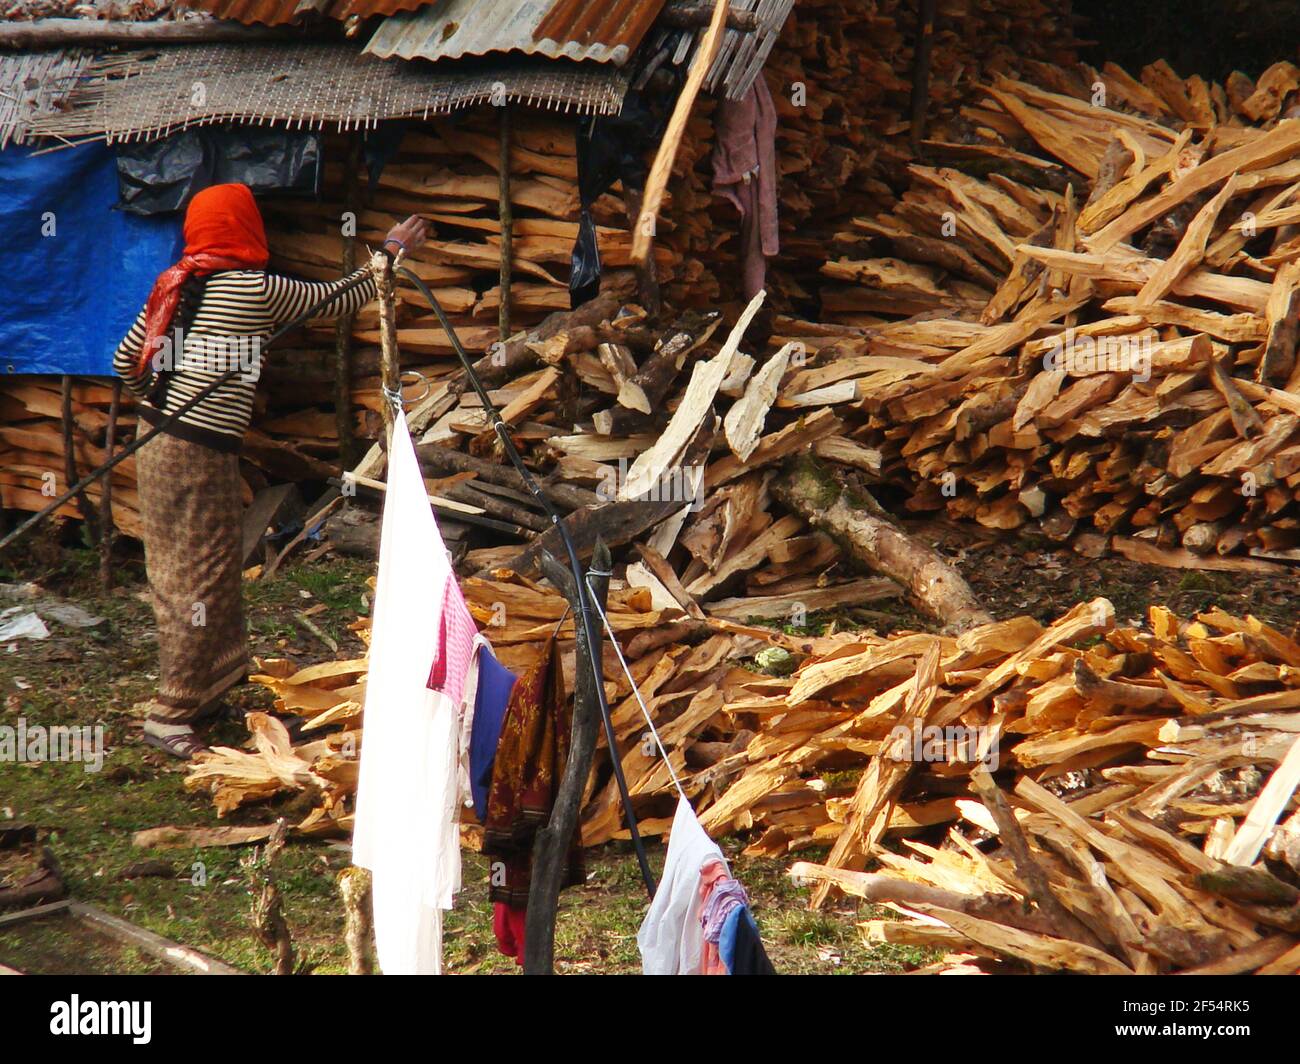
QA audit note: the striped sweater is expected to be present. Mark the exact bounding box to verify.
[113,267,376,453]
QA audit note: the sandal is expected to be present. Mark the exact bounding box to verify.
[142,726,208,761]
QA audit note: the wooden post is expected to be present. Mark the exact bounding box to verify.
[524,539,611,974]
[98,378,121,590]
[372,249,400,440]
[498,103,514,343]
[337,866,374,975]
[59,376,97,542]
[333,133,363,469]
[908,0,939,159]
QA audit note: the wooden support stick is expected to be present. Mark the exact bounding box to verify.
[909,0,939,158]
[372,250,400,440]
[337,866,374,975]
[525,539,611,974]
[631,0,730,264]
[334,133,362,469]
[498,104,514,342]
[60,375,97,542]
[99,378,121,590]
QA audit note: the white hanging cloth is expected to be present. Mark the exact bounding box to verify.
[351,410,465,975]
[637,795,728,975]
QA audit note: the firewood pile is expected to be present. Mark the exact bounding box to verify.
[186,569,1300,972]
[807,57,1300,560]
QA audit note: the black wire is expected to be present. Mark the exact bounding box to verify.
[397,264,659,899]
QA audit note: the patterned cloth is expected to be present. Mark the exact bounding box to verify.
[702,873,750,944]
[135,419,247,723]
[482,636,583,907]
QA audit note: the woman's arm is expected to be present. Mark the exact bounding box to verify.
[262,265,377,326]
[263,215,431,325]
[112,307,155,398]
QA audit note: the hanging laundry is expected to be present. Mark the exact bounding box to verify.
[719,905,776,975]
[701,867,775,975]
[350,409,470,975]
[712,74,780,300]
[638,795,727,975]
[467,646,517,822]
[493,901,528,966]
[482,635,583,965]
[427,566,479,707]
[698,859,732,975]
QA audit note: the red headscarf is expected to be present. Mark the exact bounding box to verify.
[136,183,270,377]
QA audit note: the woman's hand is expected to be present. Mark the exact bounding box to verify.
[383,215,430,257]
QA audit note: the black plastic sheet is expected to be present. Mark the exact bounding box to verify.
[116,126,321,215]
[569,65,682,309]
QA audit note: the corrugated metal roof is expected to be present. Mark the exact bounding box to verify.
[364,0,668,66]
[186,0,435,27]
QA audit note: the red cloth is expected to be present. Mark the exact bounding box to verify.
[137,183,270,377]
[493,902,527,966]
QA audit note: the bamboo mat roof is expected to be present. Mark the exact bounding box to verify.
[0,49,93,149]
[22,42,629,143]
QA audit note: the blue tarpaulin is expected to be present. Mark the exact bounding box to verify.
[0,143,182,377]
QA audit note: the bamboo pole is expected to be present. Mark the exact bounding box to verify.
[333,133,363,469]
[60,375,97,542]
[372,249,400,441]
[99,378,121,589]
[631,0,730,264]
[498,103,514,342]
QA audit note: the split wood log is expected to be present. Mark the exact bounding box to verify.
[494,416,714,577]
[416,443,598,512]
[774,455,992,632]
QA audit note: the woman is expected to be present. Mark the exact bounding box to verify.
[113,182,428,758]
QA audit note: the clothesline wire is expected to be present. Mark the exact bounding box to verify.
[585,570,689,803]
[396,264,658,900]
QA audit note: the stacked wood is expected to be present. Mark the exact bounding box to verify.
[185,579,1300,972]
[787,59,1300,560]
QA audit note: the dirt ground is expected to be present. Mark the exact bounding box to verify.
[2,515,1298,974]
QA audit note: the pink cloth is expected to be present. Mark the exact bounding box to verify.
[426,566,479,706]
[712,74,779,299]
[698,860,730,975]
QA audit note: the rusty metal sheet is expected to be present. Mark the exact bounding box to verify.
[364,0,667,66]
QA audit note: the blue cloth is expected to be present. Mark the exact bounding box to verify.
[469,647,517,820]
[0,143,182,376]
[719,904,747,973]
[719,905,774,975]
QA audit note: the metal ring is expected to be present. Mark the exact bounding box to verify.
[381,371,431,411]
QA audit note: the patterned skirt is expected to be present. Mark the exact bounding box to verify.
[135,421,247,723]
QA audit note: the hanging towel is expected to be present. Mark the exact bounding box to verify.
[482,636,583,907]
[712,74,779,300]
[637,795,727,975]
[351,410,465,975]
[468,647,518,821]
[427,567,479,706]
